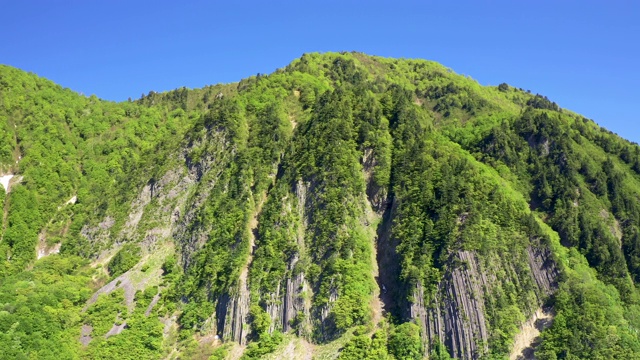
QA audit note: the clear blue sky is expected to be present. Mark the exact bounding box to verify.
[1,1,638,143]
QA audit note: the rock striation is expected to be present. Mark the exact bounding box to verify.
[412,243,558,359]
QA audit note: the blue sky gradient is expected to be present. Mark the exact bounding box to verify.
[1,1,638,142]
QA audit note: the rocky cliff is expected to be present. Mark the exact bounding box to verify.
[413,244,558,359]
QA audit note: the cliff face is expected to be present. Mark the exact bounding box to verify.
[411,244,558,359]
[417,251,491,359]
[263,180,313,337]
[101,118,560,360]
[172,129,231,269]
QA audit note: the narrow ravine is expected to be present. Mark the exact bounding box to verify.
[363,149,401,323]
[231,192,267,345]
[237,196,263,302]
[375,199,403,320]
[363,192,383,327]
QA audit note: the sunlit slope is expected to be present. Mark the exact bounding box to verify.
[1,52,640,359]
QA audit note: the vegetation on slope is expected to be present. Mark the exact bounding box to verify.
[2,52,640,359]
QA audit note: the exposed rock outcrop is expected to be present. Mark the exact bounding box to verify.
[218,288,251,344]
[36,241,61,259]
[417,251,490,359]
[509,307,554,360]
[80,324,93,346]
[262,182,313,337]
[526,244,559,299]
[265,263,312,335]
[362,148,388,212]
[413,242,559,359]
[173,131,230,268]
[375,198,404,319]
[215,194,265,344]
[145,293,161,317]
[105,321,127,338]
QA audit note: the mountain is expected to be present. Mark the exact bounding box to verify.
[1,52,640,359]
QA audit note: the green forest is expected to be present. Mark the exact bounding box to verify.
[2,52,640,359]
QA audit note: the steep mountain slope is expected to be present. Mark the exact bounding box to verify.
[1,52,640,359]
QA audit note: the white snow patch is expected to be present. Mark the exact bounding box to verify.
[0,174,14,192]
[58,195,77,210]
[66,195,77,205]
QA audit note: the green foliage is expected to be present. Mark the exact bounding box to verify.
[107,244,141,278]
[83,315,164,360]
[161,254,180,285]
[81,276,166,359]
[249,304,271,338]
[388,323,422,360]
[537,259,640,359]
[85,289,126,333]
[290,87,377,338]
[83,290,164,360]
[0,256,92,359]
[464,107,640,299]
[4,52,640,359]
[209,345,230,360]
[430,339,453,360]
[240,331,284,360]
[0,64,194,271]
[527,94,560,111]
[339,329,391,360]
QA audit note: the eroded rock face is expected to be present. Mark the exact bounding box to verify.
[526,244,559,299]
[172,130,230,269]
[105,321,127,338]
[362,148,388,212]
[412,243,558,359]
[36,241,61,259]
[261,182,313,338]
[509,307,554,360]
[218,287,250,344]
[80,324,93,346]
[265,264,312,335]
[415,251,490,359]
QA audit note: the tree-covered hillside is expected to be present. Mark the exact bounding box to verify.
[2,52,640,359]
